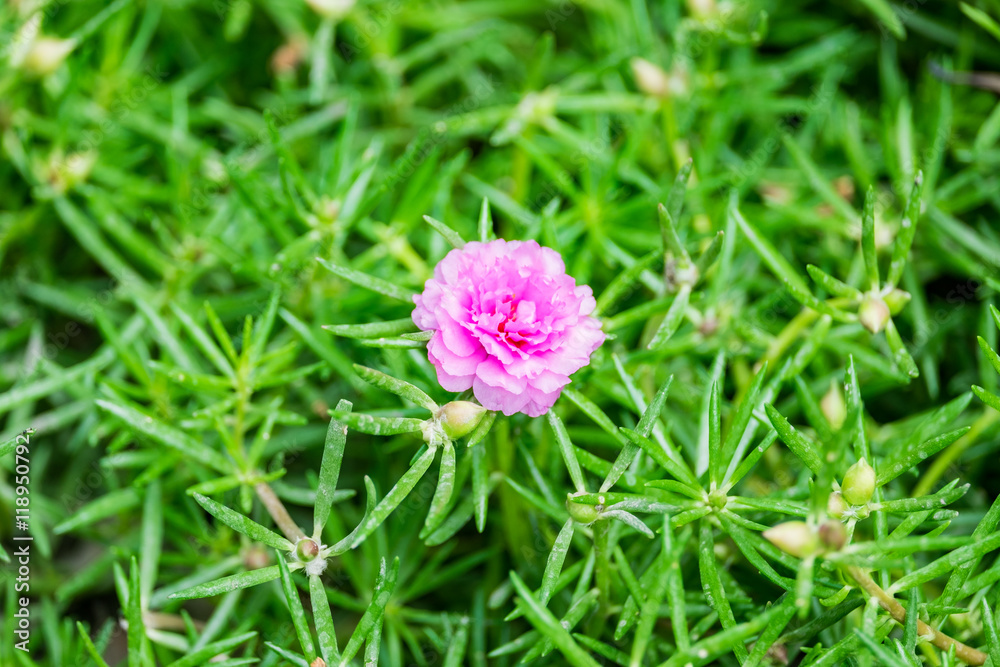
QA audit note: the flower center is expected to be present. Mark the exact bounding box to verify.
[497,293,518,334]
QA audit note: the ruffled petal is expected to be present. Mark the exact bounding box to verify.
[411,238,605,418]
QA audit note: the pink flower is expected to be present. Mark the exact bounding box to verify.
[412,239,605,417]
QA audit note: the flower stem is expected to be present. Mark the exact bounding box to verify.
[255,481,306,543]
[593,519,613,611]
[846,565,987,666]
[913,410,1000,497]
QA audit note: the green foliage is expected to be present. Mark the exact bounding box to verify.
[4,0,1000,665]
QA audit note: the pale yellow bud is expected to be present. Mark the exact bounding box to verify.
[884,287,911,315]
[316,196,341,223]
[763,521,817,558]
[686,0,716,19]
[435,401,486,440]
[48,151,95,192]
[305,0,355,19]
[631,58,671,98]
[827,491,847,519]
[23,36,76,76]
[858,293,890,334]
[821,381,846,431]
[841,458,876,506]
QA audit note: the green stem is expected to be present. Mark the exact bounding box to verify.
[255,482,305,543]
[846,565,987,666]
[914,410,999,497]
[758,297,852,372]
[593,519,613,611]
[231,362,251,471]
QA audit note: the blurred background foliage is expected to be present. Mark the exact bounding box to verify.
[2,0,1000,664]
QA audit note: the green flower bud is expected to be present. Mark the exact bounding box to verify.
[686,0,717,20]
[883,287,911,315]
[763,521,818,558]
[708,488,727,510]
[631,57,670,98]
[23,36,76,77]
[305,0,355,19]
[821,381,846,431]
[435,401,487,440]
[827,491,847,519]
[294,537,328,576]
[295,537,321,562]
[47,151,96,193]
[669,260,699,288]
[858,293,890,334]
[566,493,602,525]
[841,458,876,506]
[316,196,341,223]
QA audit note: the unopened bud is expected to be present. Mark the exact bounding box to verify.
[821,381,846,430]
[827,491,847,519]
[566,493,602,525]
[310,659,328,667]
[858,293,890,334]
[434,401,486,440]
[295,537,321,562]
[305,0,355,19]
[841,458,875,506]
[317,196,341,223]
[435,401,487,440]
[763,521,817,558]
[883,287,911,315]
[519,89,557,123]
[631,58,671,98]
[686,0,716,19]
[669,260,699,288]
[48,151,95,192]
[23,36,76,77]
[708,488,727,510]
[294,538,328,576]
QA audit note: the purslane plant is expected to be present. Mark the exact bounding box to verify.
[247,175,997,666]
[119,201,611,664]
[482,187,1000,666]
[41,149,1000,665]
[9,1,1000,664]
[300,185,976,665]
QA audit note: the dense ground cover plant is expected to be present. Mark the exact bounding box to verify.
[3,0,1000,665]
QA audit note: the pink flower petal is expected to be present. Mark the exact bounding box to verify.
[412,238,604,417]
